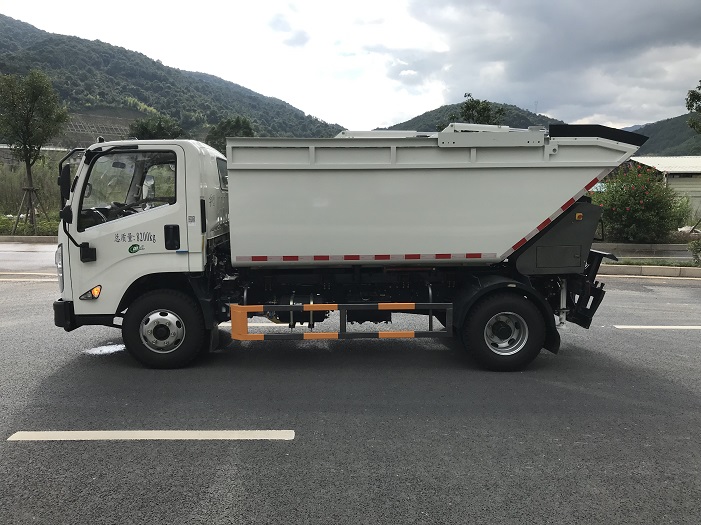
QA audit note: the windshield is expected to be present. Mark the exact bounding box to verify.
[78,149,177,230]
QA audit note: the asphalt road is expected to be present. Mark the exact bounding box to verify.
[0,242,56,274]
[1,251,700,524]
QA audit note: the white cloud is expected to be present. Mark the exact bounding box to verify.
[269,13,292,32]
[283,31,310,47]
[400,0,701,126]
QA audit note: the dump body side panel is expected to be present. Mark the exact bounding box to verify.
[226,127,640,268]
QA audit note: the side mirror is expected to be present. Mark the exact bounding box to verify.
[58,164,71,205]
[59,205,73,224]
[84,182,92,199]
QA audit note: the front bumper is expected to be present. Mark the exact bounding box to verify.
[54,299,122,331]
[54,299,77,331]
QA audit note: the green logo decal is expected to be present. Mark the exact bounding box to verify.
[128,244,141,254]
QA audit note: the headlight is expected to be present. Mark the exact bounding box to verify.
[55,243,64,293]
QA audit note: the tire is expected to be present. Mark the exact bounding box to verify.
[123,289,206,369]
[462,293,545,371]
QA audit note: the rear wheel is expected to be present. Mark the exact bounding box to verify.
[462,293,545,371]
[123,289,206,369]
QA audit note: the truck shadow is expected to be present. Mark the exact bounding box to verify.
[8,325,700,434]
[75,332,495,372]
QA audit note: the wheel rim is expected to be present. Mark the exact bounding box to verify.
[483,311,528,356]
[138,309,186,354]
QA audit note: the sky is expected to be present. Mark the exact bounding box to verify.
[1,0,700,130]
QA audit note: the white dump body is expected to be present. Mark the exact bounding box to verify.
[226,124,642,267]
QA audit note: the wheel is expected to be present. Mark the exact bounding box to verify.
[123,290,206,369]
[462,293,545,371]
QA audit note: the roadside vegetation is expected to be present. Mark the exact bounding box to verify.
[591,162,691,244]
[0,213,59,236]
[0,69,67,234]
[0,153,62,235]
[689,240,701,266]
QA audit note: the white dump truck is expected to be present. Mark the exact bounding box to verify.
[53,123,647,370]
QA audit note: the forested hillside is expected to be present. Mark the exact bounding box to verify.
[389,102,701,156]
[0,14,344,139]
[634,114,701,156]
[387,103,565,132]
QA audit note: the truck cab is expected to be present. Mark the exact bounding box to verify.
[54,140,228,337]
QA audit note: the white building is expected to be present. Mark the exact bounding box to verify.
[632,156,701,215]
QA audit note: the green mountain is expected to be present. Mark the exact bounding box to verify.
[0,13,344,143]
[388,102,701,156]
[634,114,701,156]
[385,103,565,132]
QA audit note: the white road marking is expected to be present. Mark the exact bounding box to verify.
[0,278,56,282]
[614,325,701,330]
[0,272,55,276]
[83,344,125,355]
[7,430,295,441]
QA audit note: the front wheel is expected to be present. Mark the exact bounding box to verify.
[462,293,545,371]
[123,289,206,369]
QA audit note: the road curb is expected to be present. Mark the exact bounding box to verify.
[599,264,701,278]
[0,235,58,244]
[0,236,58,244]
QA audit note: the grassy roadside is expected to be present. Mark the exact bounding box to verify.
[0,215,60,236]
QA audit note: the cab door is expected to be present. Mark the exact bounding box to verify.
[66,145,189,318]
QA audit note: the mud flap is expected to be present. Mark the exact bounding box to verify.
[544,325,561,354]
[566,250,616,329]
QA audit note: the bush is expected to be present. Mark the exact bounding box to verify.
[592,162,691,243]
[689,240,701,266]
[0,214,59,236]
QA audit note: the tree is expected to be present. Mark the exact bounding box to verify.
[128,114,185,139]
[0,70,69,234]
[686,80,701,133]
[591,162,691,243]
[451,92,506,126]
[204,116,254,154]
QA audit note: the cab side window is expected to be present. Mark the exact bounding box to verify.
[144,162,176,203]
[217,157,228,191]
[78,150,177,230]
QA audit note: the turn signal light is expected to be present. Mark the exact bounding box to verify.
[79,285,102,300]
